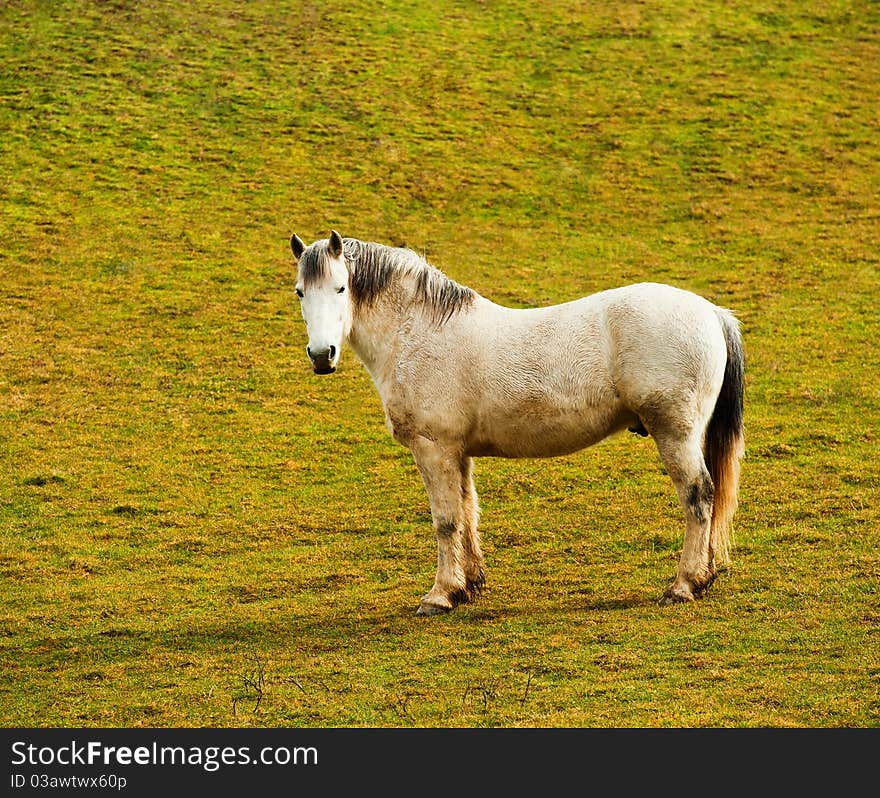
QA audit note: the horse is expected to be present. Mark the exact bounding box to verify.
[289,230,745,615]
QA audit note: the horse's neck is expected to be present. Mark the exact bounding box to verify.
[347,297,405,389]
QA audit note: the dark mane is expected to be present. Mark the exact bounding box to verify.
[298,236,475,323]
[297,242,334,288]
[299,238,471,324]
[346,239,475,324]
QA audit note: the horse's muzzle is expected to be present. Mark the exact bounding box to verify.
[307,345,337,375]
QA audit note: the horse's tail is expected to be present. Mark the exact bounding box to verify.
[704,310,745,566]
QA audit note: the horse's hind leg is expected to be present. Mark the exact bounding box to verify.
[410,437,470,616]
[460,457,485,598]
[653,429,717,604]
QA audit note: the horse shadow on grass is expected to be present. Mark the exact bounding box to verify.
[419,589,659,621]
[29,590,660,681]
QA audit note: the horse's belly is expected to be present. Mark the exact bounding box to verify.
[466,410,632,459]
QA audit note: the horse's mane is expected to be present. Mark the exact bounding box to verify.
[301,237,475,324]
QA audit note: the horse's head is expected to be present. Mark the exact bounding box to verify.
[290,230,352,375]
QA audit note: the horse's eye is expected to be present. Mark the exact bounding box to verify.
[336,286,346,294]
[295,288,304,299]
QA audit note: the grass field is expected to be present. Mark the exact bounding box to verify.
[1,0,878,727]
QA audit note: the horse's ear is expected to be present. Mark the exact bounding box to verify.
[290,234,306,262]
[328,230,343,258]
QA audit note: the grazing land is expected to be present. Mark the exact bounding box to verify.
[1,1,878,727]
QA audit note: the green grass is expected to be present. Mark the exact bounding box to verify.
[1,0,878,727]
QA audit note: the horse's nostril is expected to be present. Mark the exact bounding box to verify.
[329,345,336,359]
[306,346,312,360]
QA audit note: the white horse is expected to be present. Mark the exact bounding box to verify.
[290,231,745,614]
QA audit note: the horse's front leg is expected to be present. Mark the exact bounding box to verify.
[410,437,469,616]
[460,456,485,599]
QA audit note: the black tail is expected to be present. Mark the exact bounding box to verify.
[703,311,745,565]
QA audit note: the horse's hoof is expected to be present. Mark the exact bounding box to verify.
[659,585,695,606]
[416,602,451,616]
[692,571,718,599]
[465,570,486,598]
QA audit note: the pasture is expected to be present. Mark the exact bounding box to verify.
[1,0,878,727]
